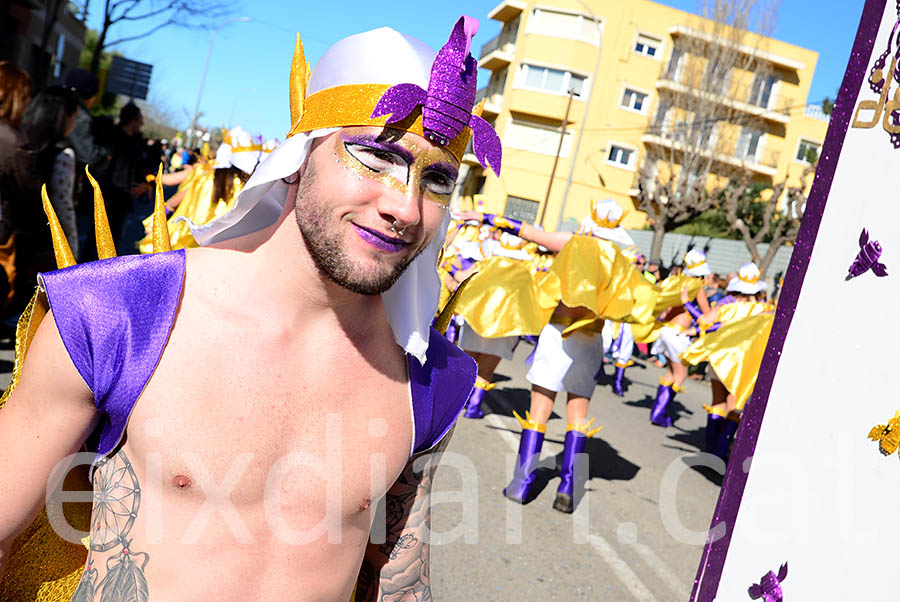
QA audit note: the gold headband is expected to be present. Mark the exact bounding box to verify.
[285,34,477,163]
[738,271,760,284]
[685,259,706,270]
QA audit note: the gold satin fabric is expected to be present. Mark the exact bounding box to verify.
[680,311,775,409]
[652,274,704,315]
[549,236,659,329]
[452,256,558,337]
[138,163,242,253]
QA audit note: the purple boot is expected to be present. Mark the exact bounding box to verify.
[612,364,626,397]
[464,383,489,419]
[553,419,601,514]
[504,412,546,504]
[702,404,725,454]
[712,415,740,462]
[650,380,677,427]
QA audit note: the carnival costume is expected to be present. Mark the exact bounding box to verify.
[502,200,658,512]
[0,15,499,601]
[600,245,643,396]
[647,248,712,427]
[681,263,772,461]
[137,126,267,253]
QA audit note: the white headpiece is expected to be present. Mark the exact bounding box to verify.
[683,249,712,277]
[727,262,766,294]
[188,28,455,363]
[576,199,634,247]
[215,125,264,175]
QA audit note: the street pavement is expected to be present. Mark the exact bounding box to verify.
[431,342,724,601]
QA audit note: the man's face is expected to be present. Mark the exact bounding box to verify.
[294,126,458,295]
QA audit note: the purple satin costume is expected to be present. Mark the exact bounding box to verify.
[39,250,476,461]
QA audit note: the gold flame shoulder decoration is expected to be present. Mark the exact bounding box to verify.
[0,164,172,410]
[868,410,900,457]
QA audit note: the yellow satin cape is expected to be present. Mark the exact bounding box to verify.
[452,256,559,337]
[138,163,244,253]
[632,274,704,344]
[680,311,775,410]
[550,236,658,334]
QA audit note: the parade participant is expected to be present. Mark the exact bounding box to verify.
[466,200,654,513]
[681,262,771,460]
[456,229,533,418]
[0,16,498,601]
[138,126,265,252]
[648,248,712,427]
[601,245,642,396]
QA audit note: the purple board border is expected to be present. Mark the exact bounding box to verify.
[689,1,887,599]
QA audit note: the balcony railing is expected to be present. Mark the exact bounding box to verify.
[656,76,793,124]
[480,32,516,59]
[642,132,779,177]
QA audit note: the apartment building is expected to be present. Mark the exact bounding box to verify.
[458,0,830,230]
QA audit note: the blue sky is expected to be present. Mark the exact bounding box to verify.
[87,1,865,142]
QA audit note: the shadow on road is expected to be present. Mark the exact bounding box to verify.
[623,393,693,421]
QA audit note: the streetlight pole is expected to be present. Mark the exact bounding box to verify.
[186,16,251,148]
[555,1,603,230]
[537,88,575,228]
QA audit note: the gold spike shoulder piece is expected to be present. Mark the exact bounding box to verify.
[868,410,900,457]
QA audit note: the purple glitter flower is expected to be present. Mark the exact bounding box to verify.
[370,16,502,176]
[846,228,888,280]
[748,562,788,601]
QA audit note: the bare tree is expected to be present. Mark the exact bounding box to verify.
[635,0,779,263]
[724,164,809,276]
[87,0,232,73]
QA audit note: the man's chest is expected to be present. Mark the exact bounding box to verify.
[121,334,415,522]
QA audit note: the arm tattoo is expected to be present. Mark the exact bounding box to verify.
[71,450,149,602]
[358,427,455,602]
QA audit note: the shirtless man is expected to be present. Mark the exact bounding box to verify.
[0,17,498,601]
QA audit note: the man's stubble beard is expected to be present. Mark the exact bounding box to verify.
[293,160,426,296]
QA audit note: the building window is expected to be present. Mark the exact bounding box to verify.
[795,139,821,164]
[519,63,587,98]
[621,87,648,113]
[748,73,776,108]
[736,127,763,161]
[607,143,636,169]
[634,33,661,58]
[505,117,573,157]
[504,196,540,224]
[528,8,601,45]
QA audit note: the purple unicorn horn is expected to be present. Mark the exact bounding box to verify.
[371,16,502,176]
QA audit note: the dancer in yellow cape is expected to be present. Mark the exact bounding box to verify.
[461,199,657,513]
[680,262,773,461]
[137,126,267,252]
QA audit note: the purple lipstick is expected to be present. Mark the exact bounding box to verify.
[352,224,408,253]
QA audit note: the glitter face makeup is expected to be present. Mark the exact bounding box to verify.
[335,128,459,209]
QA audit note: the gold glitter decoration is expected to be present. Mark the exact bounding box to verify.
[152,163,172,253]
[335,132,454,208]
[435,272,475,334]
[287,84,472,162]
[84,166,117,260]
[289,33,310,135]
[40,184,76,269]
[869,410,900,457]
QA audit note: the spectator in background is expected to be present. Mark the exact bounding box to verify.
[707,273,728,304]
[16,86,80,312]
[0,61,33,318]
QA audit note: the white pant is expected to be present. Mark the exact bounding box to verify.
[527,323,604,398]
[459,323,519,360]
[602,321,634,366]
[656,326,691,364]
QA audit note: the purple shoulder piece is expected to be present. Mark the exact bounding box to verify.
[40,250,186,459]
[408,327,476,454]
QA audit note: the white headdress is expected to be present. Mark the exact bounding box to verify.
[576,199,634,247]
[727,262,766,294]
[683,249,712,277]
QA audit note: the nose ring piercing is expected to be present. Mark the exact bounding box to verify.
[390,220,406,237]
